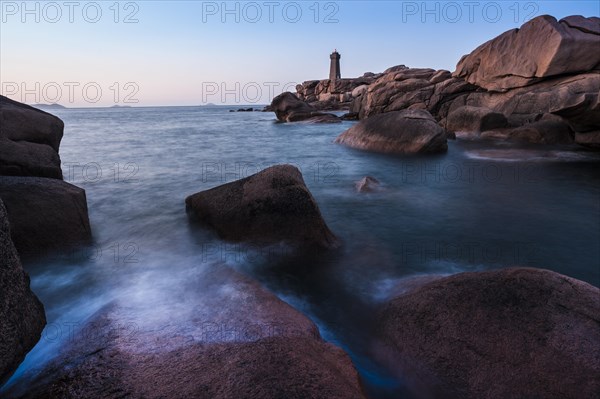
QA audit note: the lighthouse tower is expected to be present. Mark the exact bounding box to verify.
[329,50,341,80]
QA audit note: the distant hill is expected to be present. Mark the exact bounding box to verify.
[31,103,67,109]
[110,105,132,108]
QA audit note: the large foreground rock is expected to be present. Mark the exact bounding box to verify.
[270,92,340,123]
[0,96,64,179]
[375,267,600,398]
[7,267,366,398]
[0,177,92,257]
[335,109,447,154]
[186,165,338,249]
[454,15,600,91]
[0,199,46,386]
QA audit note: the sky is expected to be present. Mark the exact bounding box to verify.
[0,0,598,106]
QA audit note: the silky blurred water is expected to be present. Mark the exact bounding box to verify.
[4,106,600,398]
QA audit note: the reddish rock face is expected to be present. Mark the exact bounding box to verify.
[344,16,600,148]
[335,109,448,155]
[0,199,46,386]
[7,268,366,399]
[454,15,600,91]
[186,164,339,249]
[375,267,600,399]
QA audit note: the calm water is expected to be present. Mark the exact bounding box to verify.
[5,106,600,398]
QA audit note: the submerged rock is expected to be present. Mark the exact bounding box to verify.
[335,109,447,154]
[355,176,380,193]
[375,267,600,398]
[0,176,92,257]
[270,92,340,123]
[454,15,600,91]
[0,199,46,386]
[0,95,64,179]
[7,267,366,399]
[186,164,339,249]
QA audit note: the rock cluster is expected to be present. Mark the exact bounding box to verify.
[295,72,385,110]
[342,16,599,148]
[0,177,92,257]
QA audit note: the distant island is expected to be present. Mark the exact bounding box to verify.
[110,105,132,108]
[31,103,67,109]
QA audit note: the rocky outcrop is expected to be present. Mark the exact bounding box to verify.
[454,15,600,91]
[335,109,448,154]
[7,267,366,398]
[0,177,92,257]
[295,72,382,110]
[451,72,600,132]
[350,68,477,120]
[270,92,340,123]
[375,267,600,399]
[344,16,600,148]
[186,164,339,249]
[0,199,46,386]
[0,95,64,179]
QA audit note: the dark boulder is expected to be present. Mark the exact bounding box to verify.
[0,176,92,257]
[0,199,46,386]
[0,96,64,179]
[341,112,359,121]
[0,138,62,179]
[270,92,340,123]
[186,165,338,249]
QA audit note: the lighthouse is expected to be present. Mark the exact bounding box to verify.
[329,50,341,80]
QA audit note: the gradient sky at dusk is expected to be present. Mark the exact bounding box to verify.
[1,1,598,106]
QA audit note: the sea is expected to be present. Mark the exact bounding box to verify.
[4,105,600,398]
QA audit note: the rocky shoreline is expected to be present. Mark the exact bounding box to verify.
[1,13,599,399]
[288,15,600,150]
